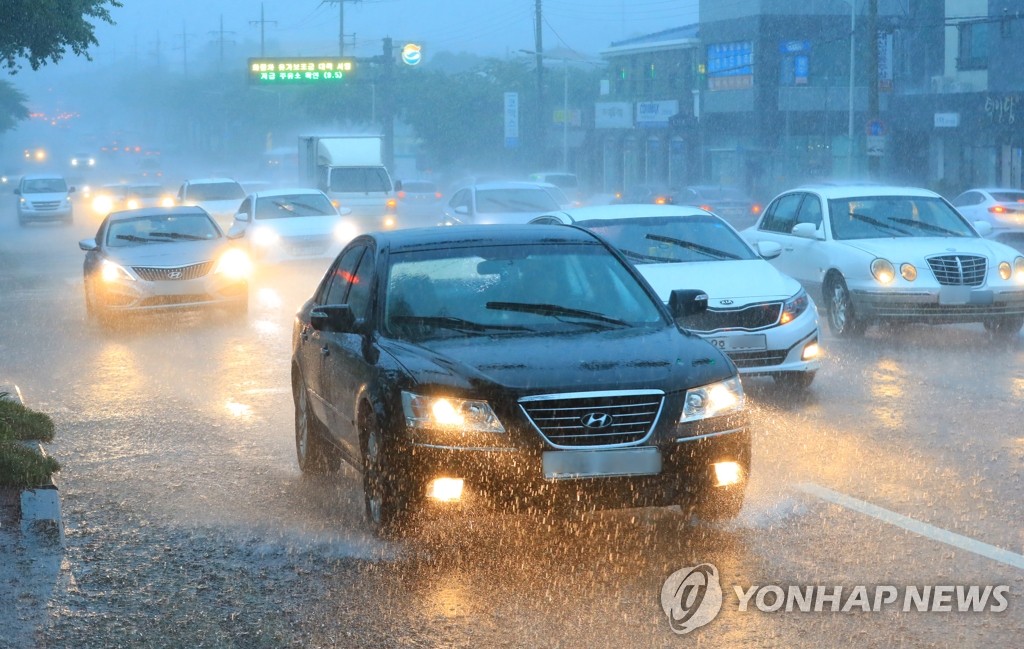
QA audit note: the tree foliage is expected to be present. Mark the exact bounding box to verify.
[0,0,122,73]
[0,80,28,133]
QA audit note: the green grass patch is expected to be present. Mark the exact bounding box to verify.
[0,394,60,488]
[0,397,55,442]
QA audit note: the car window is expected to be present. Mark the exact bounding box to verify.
[475,188,560,213]
[187,182,245,202]
[951,191,981,207]
[759,193,803,233]
[346,249,375,321]
[255,193,335,219]
[449,189,469,209]
[795,194,823,227]
[329,167,390,193]
[321,245,365,305]
[989,191,1024,203]
[22,178,68,193]
[402,181,436,193]
[237,197,252,216]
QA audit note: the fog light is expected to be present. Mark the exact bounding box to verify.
[802,341,820,360]
[712,461,742,487]
[384,216,396,228]
[427,477,464,502]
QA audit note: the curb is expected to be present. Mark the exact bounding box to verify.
[1,383,65,546]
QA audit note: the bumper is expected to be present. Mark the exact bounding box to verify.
[851,286,1024,323]
[90,275,248,313]
[19,206,72,221]
[695,308,821,376]
[403,420,750,510]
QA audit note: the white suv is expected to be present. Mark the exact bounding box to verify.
[16,174,75,225]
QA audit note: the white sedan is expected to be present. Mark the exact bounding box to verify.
[741,184,1024,338]
[949,187,1024,251]
[227,188,353,264]
[531,204,821,391]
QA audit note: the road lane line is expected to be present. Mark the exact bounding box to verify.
[796,482,1024,570]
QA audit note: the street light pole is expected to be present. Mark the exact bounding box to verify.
[848,1,855,176]
[562,59,568,171]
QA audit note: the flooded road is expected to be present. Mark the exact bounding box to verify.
[1,206,1021,647]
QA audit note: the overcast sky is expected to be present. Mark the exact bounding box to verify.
[83,0,700,64]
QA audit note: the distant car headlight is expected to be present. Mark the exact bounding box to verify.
[71,159,79,167]
[401,391,506,434]
[1015,257,1024,283]
[126,198,140,210]
[900,263,917,281]
[100,259,135,282]
[334,221,357,243]
[680,376,745,423]
[92,195,114,214]
[999,261,1012,280]
[214,248,252,279]
[779,288,809,324]
[250,227,280,247]
[160,196,175,207]
[870,258,896,284]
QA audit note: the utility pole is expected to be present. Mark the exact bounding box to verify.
[326,0,359,57]
[249,4,276,57]
[534,0,545,162]
[867,0,880,177]
[208,15,236,68]
[381,37,395,172]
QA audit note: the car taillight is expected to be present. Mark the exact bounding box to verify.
[699,204,714,212]
[751,203,762,214]
[990,206,1007,214]
[397,190,406,199]
[654,196,668,205]
[434,192,443,199]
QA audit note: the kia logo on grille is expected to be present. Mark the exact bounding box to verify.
[719,299,734,305]
[581,412,613,429]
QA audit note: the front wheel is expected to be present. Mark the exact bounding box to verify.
[825,276,866,338]
[361,409,415,537]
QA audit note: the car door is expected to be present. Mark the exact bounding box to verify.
[228,196,252,238]
[776,192,831,295]
[747,192,811,280]
[321,244,377,458]
[299,246,365,428]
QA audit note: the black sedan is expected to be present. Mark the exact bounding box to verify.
[79,206,251,325]
[291,224,750,536]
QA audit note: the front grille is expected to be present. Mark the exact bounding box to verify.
[284,234,332,255]
[682,302,782,332]
[137,294,213,307]
[132,261,214,282]
[927,254,986,286]
[30,201,62,210]
[519,390,663,448]
[727,349,788,368]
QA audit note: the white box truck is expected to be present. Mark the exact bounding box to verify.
[298,135,397,231]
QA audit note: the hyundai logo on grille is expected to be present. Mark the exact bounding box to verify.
[167,271,183,279]
[581,412,613,429]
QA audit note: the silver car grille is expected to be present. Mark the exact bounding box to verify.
[30,200,63,210]
[519,390,664,448]
[132,261,215,282]
[926,255,986,287]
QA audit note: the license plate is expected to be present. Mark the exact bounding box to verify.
[939,286,971,305]
[542,447,662,480]
[706,333,767,351]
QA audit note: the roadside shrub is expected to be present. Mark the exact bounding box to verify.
[0,398,55,442]
[0,440,61,488]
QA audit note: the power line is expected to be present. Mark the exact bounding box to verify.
[249,3,277,57]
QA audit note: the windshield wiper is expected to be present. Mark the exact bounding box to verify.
[115,234,156,243]
[644,233,741,260]
[619,248,679,263]
[888,217,965,237]
[485,301,629,328]
[847,212,912,236]
[390,315,530,334]
[147,231,206,240]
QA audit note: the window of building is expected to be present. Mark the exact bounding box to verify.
[957,22,988,71]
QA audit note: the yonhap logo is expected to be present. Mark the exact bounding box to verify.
[660,563,723,634]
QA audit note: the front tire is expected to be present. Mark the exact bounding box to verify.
[825,276,866,338]
[361,408,415,537]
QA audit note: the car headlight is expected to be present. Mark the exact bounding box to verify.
[999,261,1012,281]
[160,196,175,207]
[334,221,358,243]
[250,227,280,247]
[100,259,135,282]
[401,391,505,433]
[126,198,140,210]
[214,248,252,279]
[1012,257,1024,283]
[870,258,895,284]
[780,288,809,324]
[680,376,745,423]
[900,263,917,281]
[92,195,114,214]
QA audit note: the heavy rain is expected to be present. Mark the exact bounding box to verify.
[1,1,1022,647]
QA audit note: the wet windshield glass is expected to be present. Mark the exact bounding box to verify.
[829,196,977,240]
[476,188,560,213]
[23,178,68,193]
[187,182,245,202]
[105,213,221,247]
[577,215,758,263]
[255,193,335,219]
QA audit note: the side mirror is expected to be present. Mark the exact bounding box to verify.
[13,188,20,195]
[310,304,357,333]
[755,240,783,259]
[791,222,824,240]
[454,205,470,216]
[78,238,97,251]
[973,221,993,237]
[338,207,353,216]
[235,212,251,222]
[669,289,709,320]
[68,186,76,194]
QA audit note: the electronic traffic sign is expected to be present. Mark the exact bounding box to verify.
[247,57,355,85]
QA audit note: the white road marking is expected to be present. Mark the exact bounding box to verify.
[797,482,1024,570]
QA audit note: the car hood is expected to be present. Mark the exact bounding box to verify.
[248,215,340,236]
[382,326,731,396]
[839,236,1014,261]
[638,259,801,304]
[104,240,226,266]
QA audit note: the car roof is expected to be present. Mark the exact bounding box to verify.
[106,206,210,221]
[792,184,942,200]
[21,173,67,181]
[249,188,328,199]
[370,223,604,253]
[968,187,1024,193]
[548,204,713,223]
[465,181,557,191]
[183,177,241,185]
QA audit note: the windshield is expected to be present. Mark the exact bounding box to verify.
[476,188,560,213]
[577,214,757,263]
[105,213,221,247]
[990,191,1024,203]
[22,178,68,193]
[125,185,164,198]
[187,182,245,202]
[829,196,978,240]
[328,167,391,192]
[255,193,335,219]
[401,181,436,193]
[384,243,664,340]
